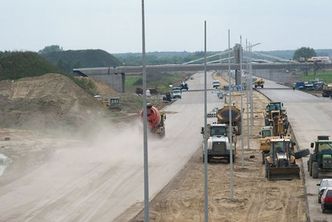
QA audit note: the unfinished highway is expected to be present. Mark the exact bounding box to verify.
[0,72,220,222]
[257,80,332,221]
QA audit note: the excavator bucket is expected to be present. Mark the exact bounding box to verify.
[266,165,300,181]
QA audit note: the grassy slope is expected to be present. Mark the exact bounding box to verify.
[302,71,332,83]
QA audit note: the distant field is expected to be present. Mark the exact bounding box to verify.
[125,72,191,93]
[302,70,332,83]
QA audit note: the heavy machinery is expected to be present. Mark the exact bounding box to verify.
[216,105,242,135]
[141,104,166,137]
[264,102,288,135]
[259,126,275,164]
[322,83,332,97]
[264,137,309,180]
[307,136,332,178]
[254,78,264,88]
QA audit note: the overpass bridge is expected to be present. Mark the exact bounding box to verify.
[73,62,332,92]
[74,62,332,76]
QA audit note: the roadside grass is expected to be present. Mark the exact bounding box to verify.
[302,71,332,83]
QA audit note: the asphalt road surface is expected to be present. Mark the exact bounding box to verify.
[0,72,221,222]
[258,79,332,221]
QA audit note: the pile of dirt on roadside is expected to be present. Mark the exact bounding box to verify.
[0,73,107,130]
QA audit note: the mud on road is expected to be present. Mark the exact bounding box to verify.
[128,90,307,222]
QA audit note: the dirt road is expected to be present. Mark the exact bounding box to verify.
[129,77,307,222]
[0,72,221,221]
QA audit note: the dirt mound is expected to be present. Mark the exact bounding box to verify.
[89,78,118,97]
[0,73,106,129]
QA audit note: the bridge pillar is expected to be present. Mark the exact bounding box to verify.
[234,44,243,85]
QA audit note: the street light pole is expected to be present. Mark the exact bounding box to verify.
[203,20,209,222]
[141,0,149,221]
[245,39,250,150]
[228,29,234,200]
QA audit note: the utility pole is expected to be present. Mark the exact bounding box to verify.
[249,42,254,136]
[240,36,244,167]
[228,29,234,200]
[245,39,250,150]
[203,20,209,222]
[141,0,149,221]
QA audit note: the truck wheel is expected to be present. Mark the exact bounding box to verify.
[312,162,319,178]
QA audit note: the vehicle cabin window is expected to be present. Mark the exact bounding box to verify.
[273,141,289,154]
[262,130,272,137]
[210,127,227,136]
[327,190,332,197]
[317,142,332,152]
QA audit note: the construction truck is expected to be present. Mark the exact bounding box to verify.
[264,136,309,180]
[322,83,332,97]
[141,104,166,137]
[216,105,242,135]
[254,78,264,88]
[307,136,332,178]
[201,123,234,163]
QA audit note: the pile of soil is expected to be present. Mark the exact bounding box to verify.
[0,73,106,129]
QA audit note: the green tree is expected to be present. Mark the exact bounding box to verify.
[39,45,63,54]
[293,47,316,61]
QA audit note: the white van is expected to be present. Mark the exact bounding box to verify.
[212,80,220,89]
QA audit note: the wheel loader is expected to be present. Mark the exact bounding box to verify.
[264,137,309,180]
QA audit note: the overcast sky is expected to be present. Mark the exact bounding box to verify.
[1,0,331,53]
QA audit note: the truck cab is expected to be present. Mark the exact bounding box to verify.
[260,126,273,138]
[204,136,234,163]
[202,123,234,163]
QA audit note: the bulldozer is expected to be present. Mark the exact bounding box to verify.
[264,137,309,180]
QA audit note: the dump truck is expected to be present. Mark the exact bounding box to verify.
[322,83,332,97]
[254,78,264,88]
[216,105,242,135]
[141,104,166,137]
[264,137,309,180]
[307,136,332,178]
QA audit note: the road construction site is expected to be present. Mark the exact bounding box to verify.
[0,72,331,221]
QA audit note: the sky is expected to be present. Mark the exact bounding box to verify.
[1,0,332,53]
